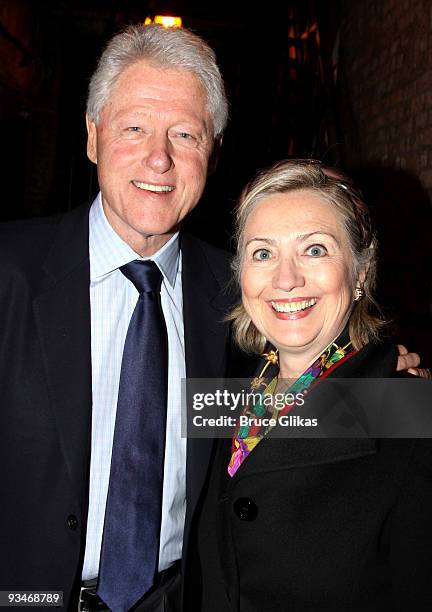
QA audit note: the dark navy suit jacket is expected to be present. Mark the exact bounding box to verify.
[0,203,243,610]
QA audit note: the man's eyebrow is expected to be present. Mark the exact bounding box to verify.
[114,109,151,118]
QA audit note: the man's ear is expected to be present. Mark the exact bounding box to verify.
[86,114,98,164]
[207,136,223,176]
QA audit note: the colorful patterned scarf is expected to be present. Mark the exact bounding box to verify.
[228,338,355,477]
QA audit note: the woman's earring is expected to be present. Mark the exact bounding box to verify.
[354,286,364,301]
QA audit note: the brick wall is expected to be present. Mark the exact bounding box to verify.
[340,0,432,196]
[338,0,432,364]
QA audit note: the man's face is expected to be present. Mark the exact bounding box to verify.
[86,60,214,255]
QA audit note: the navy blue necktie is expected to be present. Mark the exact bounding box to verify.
[98,260,168,612]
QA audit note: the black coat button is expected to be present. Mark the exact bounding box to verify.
[67,514,78,530]
[233,497,258,521]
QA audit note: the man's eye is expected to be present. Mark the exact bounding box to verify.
[127,126,142,132]
[176,131,198,143]
[306,244,327,257]
[168,129,200,147]
[252,249,272,261]
[172,131,198,143]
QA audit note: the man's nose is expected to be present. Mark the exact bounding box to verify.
[143,134,174,174]
[273,257,306,292]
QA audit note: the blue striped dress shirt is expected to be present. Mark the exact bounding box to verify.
[82,193,186,580]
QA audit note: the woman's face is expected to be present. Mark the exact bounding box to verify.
[241,189,359,360]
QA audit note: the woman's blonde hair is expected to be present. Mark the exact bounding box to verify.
[229,159,385,353]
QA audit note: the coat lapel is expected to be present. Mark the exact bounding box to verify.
[33,204,92,502]
[226,341,399,485]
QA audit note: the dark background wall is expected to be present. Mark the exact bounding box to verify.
[338,0,432,364]
[1,0,431,362]
[340,0,432,187]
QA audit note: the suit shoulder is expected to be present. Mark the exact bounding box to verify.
[0,214,62,270]
[0,203,89,274]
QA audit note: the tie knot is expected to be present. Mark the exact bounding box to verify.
[120,260,163,294]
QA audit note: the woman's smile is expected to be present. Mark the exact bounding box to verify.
[270,297,318,319]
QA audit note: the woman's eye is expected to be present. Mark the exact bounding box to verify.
[127,126,142,132]
[252,248,272,261]
[306,244,327,257]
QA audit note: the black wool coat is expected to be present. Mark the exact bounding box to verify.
[195,341,432,611]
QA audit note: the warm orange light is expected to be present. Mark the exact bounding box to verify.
[144,15,182,28]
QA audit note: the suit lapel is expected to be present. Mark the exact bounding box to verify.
[181,234,233,381]
[33,204,92,501]
[181,235,234,556]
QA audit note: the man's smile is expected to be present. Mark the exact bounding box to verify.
[131,180,175,193]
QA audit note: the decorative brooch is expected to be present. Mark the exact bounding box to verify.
[262,350,279,365]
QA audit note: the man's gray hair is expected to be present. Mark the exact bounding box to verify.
[86,24,228,138]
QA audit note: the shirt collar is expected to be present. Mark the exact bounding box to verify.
[89,192,180,288]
